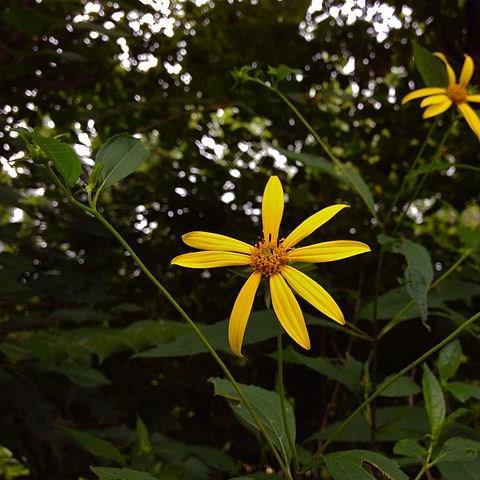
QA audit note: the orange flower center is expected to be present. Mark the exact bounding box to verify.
[250,238,291,277]
[446,84,468,104]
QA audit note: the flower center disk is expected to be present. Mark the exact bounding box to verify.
[446,84,467,104]
[250,240,290,277]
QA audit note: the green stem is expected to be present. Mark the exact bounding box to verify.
[378,248,472,338]
[277,335,298,476]
[43,164,293,480]
[392,120,453,236]
[383,123,436,228]
[413,441,435,480]
[252,79,381,225]
[300,309,480,473]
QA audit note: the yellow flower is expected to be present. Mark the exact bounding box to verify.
[402,53,480,139]
[171,176,370,356]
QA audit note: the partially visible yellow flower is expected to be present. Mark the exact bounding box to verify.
[402,53,480,139]
[171,176,370,356]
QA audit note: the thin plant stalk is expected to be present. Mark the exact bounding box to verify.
[43,164,294,480]
[277,335,299,476]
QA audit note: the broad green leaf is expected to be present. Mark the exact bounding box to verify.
[412,41,449,87]
[309,405,429,443]
[30,134,82,187]
[438,457,480,480]
[96,134,149,190]
[422,364,446,438]
[60,426,126,464]
[434,437,480,464]
[52,363,111,388]
[437,340,466,382]
[393,439,426,458]
[280,348,362,393]
[324,450,408,480]
[391,239,433,324]
[276,148,338,177]
[378,375,421,397]
[208,377,296,463]
[91,467,159,480]
[446,382,480,403]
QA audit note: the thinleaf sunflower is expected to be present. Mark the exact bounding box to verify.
[402,53,480,138]
[171,176,370,356]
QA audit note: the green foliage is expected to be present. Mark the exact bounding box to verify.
[412,41,449,87]
[209,378,296,463]
[422,364,446,438]
[324,450,408,480]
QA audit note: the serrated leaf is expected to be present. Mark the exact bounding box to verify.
[91,467,158,480]
[437,340,465,382]
[391,239,433,324]
[95,134,149,191]
[30,134,82,187]
[61,426,126,464]
[378,375,421,397]
[435,437,480,464]
[393,439,427,458]
[324,450,408,480]
[412,41,449,87]
[208,377,295,463]
[422,364,446,438]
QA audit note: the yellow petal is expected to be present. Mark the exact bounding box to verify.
[467,94,480,103]
[283,204,349,249]
[420,94,449,108]
[228,271,262,356]
[182,231,252,254]
[458,103,480,139]
[460,54,474,85]
[288,240,371,263]
[269,274,310,350]
[281,266,344,325]
[434,52,456,85]
[401,87,446,105]
[171,251,251,268]
[422,100,452,119]
[262,176,284,243]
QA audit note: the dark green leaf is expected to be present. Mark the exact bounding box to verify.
[30,134,82,187]
[61,426,126,464]
[208,377,295,463]
[412,41,448,87]
[422,364,446,437]
[96,134,149,190]
[437,340,465,382]
[393,439,426,458]
[324,450,408,480]
[435,437,480,464]
[446,382,480,403]
[91,467,159,480]
[391,239,433,324]
[378,375,421,397]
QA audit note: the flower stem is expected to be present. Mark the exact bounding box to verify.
[43,164,293,480]
[277,335,299,476]
[299,309,480,473]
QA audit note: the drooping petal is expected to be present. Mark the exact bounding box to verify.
[401,87,447,105]
[458,103,480,139]
[288,240,371,263]
[182,231,252,254]
[228,271,262,356]
[467,94,480,103]
[283,204,349,249]
[262,176,284,243]
[171,251,251,268]
[281,266,344,325]
[269,274,310,349]
[422,100,452,119]
[434,52,457,85]
[420,94,449,108]
[460,54,474,85]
